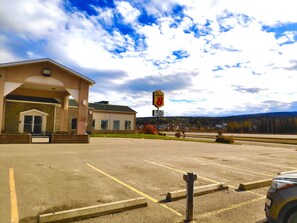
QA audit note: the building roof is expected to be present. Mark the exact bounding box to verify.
[6,95,136,113]
[6,95,60,104]
[69,100,136,113]
[0,58,95,85]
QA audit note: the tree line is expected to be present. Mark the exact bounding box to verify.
[137,112,297,134]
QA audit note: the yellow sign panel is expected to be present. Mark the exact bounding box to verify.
[153,90,164,108]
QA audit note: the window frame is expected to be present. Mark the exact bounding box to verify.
[113,120,120,130]
[71,118,77,130]
[101,120,108,130]
[125,120,131,130]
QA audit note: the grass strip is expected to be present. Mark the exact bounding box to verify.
[91,133,213,143]
[186,134,297,145]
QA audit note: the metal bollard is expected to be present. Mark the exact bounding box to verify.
[183,172,197,222]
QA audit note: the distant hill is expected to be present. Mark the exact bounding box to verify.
[136,111,297,134]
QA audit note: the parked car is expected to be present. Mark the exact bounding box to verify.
[265,171,297,223]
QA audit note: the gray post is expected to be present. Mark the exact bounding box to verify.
[183,172,197,222]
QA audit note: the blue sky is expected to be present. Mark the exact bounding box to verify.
[1,0,297,117]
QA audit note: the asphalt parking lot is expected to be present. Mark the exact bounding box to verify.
[1,137,297,223]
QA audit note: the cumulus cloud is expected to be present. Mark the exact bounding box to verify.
[1,0,297,116]
[119,72,195,92]
[0,0,66,38]
[115,1,140,24]
[233,86,267,94]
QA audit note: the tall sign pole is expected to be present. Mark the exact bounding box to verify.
[152,90,164,132]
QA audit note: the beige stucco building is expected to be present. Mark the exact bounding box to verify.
[69,100,136,134]
[0,59,136,135]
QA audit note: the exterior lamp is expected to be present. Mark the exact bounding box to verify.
[42,68,51,77]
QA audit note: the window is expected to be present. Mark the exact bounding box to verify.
[24,115,33,133]
[19,109,48,134]
[101,120,108,130]
[125,121,131,130]
[71,118,77,130]
[92,120,95,128]
[113,120,120,130]
[34,116,42,134]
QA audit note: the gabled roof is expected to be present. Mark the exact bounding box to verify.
[0,58,95,85]
[69,100,136,113]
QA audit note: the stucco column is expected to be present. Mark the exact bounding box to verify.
[77,80,89,135]
[2,97,6,132]
[0,69,5,133]
[59,94,69,132]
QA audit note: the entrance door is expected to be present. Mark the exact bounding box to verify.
[23,115,42,134]
[33,116,42,134]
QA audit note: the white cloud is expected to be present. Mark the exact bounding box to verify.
[92,7,114,26]
[0,0,66,38]
[1,0,297,116]
[115,1,140,24]
[181,0,297,25]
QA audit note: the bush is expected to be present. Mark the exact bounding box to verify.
[143,124,157,135]
[158,132,166,136]
[175,132,181,138]
[215,135,234,144]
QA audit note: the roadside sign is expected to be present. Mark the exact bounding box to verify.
[153,90,164,108]
[153,110,164,117]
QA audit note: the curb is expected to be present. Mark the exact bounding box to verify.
[38,197,148,223]
[166,182,228,202]
[278,170,297,175]
[238,179,272,190]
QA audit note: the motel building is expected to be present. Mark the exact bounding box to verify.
[0,59,136,140]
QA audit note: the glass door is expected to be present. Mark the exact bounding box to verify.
[33,116,42,134]
[23,115,42,134]
[24,115,33,133]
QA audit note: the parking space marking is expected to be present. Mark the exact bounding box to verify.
[252,155,297,164]
[246,160,296,170]
[185,157,275,177]
[200,197,265,217]
[143,159,219,184]
[144,159,266,198]
[86,163,182,217]
[9,168,19,223]
[215,155,297,170]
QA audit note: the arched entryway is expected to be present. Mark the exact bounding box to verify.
[0,59,95,135]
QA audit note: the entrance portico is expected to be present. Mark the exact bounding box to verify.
[0,59,95,135]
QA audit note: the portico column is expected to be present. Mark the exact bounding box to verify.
[0,69,5,133]
[59,94,69,132]
[2,97,6,132]
[77,80,89,134]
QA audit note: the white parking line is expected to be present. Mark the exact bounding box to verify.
[185,157,275,177]
[143,159,266,198]
[143,159,219,184]
[208,154,297,170]
[86,163,182,217]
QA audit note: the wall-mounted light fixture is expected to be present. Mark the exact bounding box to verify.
[42,68,51,77]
